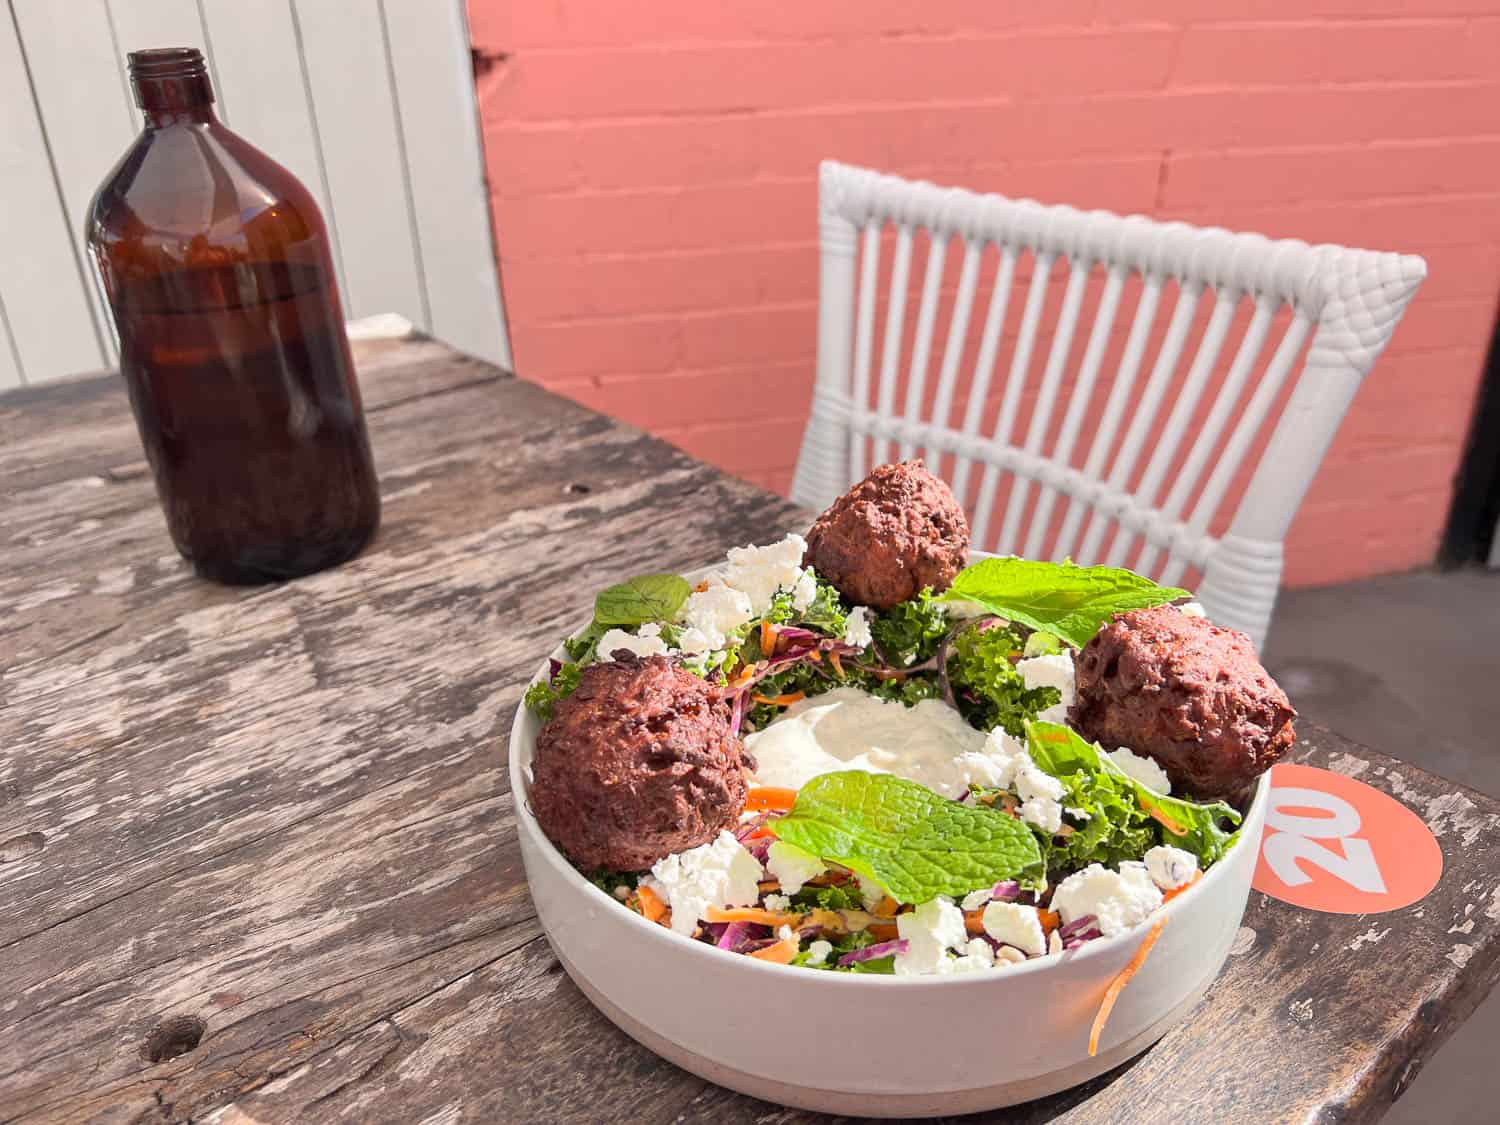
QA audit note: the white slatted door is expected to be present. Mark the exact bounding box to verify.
[383,0,512,367]
[291,0,428,327]
[0,7,110,387]
[0,0,509,387]
[198,0,348,298]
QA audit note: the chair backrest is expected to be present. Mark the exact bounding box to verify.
[793,161,1425,648]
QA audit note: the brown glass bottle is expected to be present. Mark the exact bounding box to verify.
[86,48,379,584]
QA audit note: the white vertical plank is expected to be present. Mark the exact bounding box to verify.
[382,0,510,367]
[11,0,130,373]
[293,0,426,326]
[198,0,346,299]
[0,297,22,390]
[0,7,109,384]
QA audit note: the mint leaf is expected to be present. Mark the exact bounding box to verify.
[1025,721,1242,867]
[766,771,1042,904]
[938,558,1189,649]
[593,573,691,627]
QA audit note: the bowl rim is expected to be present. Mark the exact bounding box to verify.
[507,555,1270,988]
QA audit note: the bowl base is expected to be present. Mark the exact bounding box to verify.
[558,948,1211,1117]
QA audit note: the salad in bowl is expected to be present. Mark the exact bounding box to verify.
[511,461,1296,1111]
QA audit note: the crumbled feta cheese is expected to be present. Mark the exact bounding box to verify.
[679,584,753,651]
[791,568,818,612]
[1016,764,1065,804]
[724,533,809,614]
[949,952,991,972]
[959,728,1028,790]
[1109,746,1171,795]
[612,884,630,901]
[981,901,1046,956]
[955,751,1007,790]
[856,874,886,912]
[965,937,996,967]
[1018,652,1075,724]
[1048,929,1063,956]
[777,924,795,942]
[806,939,833,966]
[994,945,1027,966]
[766,840,825,896]
[943,599,990,619]
[1020,797,1064,834]
[961,888,994,912]
[676,626,715,655]
[764,893,791,912]
[1065,807,1091,821]
[1144,845,1198,891]
[1178,601,1206,618]
[648,831,763,937]
[1050,862,1165,938]
[596,623,672,661]
[894,896,968,976]
[843,605,873,648]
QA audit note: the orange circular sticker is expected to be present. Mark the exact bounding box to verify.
[1252,762,1442,914]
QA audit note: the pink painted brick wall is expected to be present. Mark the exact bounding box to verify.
[467,0,1500,588]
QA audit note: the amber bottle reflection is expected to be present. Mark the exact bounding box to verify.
[86,48,379,584]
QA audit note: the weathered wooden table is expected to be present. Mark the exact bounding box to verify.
[2,337,1497,1124]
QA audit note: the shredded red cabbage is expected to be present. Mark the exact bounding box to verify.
[990,879,1021,900]
[716,921,756,951]
[837,938,909,967]
[1057,913,1099,940]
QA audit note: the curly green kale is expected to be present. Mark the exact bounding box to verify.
[869,588,949,666]
[523,662,582,723]
[946,623,1061,736]
[762,575,850,637]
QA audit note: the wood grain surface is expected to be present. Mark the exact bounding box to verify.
[2,338,1496,1125]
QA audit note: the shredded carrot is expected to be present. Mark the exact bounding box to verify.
[806,649,823,662]
[757,879,782,893]
[703,905,804,927]
[694,580,711,593]
[636,885,668,925]
[1089,917,1168,1057]
[1162,870,1203,903]
[760,620,778,656]
[866,922,900,941]
[745,786,798,813]
[872,896,899,919]
[1037,908,1061,934]
[1141,796,1186,836]
[805,908,848,933]
[748,937,798,963]
[751,691,806,707]
[965,911,986,936]
[828,651,845,678]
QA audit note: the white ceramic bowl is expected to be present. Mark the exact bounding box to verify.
[509,562,1269,1117]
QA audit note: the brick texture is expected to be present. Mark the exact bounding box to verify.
[467,0,1500,588]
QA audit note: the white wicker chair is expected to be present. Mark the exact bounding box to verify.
[792,161,1426,648]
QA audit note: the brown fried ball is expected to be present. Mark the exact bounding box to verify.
[1069,605,1296,803]
[803,460,969,609]
[530,653,749,871]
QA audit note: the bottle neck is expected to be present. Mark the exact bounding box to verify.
[143,102,218,128]
[129,48,218,129]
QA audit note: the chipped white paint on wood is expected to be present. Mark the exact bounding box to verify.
[1,338,1498,1124]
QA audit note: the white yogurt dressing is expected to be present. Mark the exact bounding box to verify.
[744,686,993,798]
